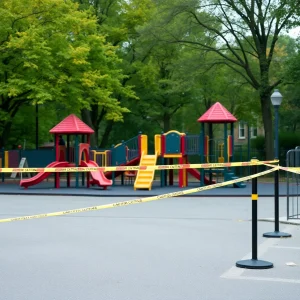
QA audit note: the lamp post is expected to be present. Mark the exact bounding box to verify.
[263,89,291,238]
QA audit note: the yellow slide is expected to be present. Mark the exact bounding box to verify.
[134,152,157,190]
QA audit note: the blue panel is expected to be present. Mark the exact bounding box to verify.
[20,149,56,167]
[111,144,127,166]
[165,132,181,154]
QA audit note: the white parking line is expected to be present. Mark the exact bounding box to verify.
[271,246,300,250]
[221,236,278,279]
[224,276,300,284]
[221,226,299,283]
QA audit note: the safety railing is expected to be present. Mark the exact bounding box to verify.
[287,148,300,219]
[185,135,199,155]
[111,134,140,166]
[124,135,140,161]
[91,150,111,167]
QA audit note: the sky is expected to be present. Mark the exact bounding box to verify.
[288,27,300,38]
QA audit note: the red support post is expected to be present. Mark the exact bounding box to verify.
[184,156,188,187]
[180,135,185,156]
[55,134,59,161]
[169,158,173,186]
[179,135,187,188]
[179,157,183,188]
[204,135,208,157]
[55,134,60,188]
[138,134,141,157]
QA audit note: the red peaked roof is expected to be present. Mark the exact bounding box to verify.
[197,102,237,123]
[49,114,94,134]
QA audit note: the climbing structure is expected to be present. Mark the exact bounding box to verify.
[20,114,112,189]
[197,102,246,188]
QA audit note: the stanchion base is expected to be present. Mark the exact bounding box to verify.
[236,259,273,269]
[263,231,292,238]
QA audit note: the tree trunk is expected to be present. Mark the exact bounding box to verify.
[163,114,171,132]
[81,109,97,146]
[0,121,13,148]
[99,121,114,148]
[260,92,274,160]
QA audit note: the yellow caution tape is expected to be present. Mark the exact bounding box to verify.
[0,160,279,173]
[263,163,300,175]
[0,167,279,224]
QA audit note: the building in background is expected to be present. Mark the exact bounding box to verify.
[234,122,264,146]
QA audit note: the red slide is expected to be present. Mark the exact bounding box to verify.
[20,161,70,189]
[80,160,112,189]
[187,168,216,185]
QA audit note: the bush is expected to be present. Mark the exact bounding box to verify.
[251,133,300,151]
[250,135,265,151]
[250,132,300,165]
[279,132,300,150]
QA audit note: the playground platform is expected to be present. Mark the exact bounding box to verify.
[0,180,291,197]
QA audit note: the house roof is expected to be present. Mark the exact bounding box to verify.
[197,102,237,123]
[49,114,94,134]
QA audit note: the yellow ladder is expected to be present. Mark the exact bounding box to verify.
[134,152,157,191]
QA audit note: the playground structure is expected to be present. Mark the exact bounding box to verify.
[197,102,246,188]
[14,102,245,190]
[20,115,112,189]
[133,131,216,191]
[133,102,245,190]
[97,102,244,190]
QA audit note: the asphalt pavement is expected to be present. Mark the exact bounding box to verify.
[0,195,299,300]
[0,180,293,197]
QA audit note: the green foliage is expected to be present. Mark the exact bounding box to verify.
[251,133,300,152]
[279,87,300,132]
[250,136,266,151]
[250,132,300,164]
[279,132,300,149]
[141,0,300,159]
[1,0,299,151]
[6,103,58,149]
[0,0,135,147]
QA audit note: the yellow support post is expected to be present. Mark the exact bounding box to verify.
[140,135,148,155]
[92,151,108,167]
[154,135,161,156]
[218,143,224,163]
[5,151,8,168]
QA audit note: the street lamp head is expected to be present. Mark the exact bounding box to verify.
[271,89,283,107]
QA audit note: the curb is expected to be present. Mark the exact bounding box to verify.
[0,192,294,198]
[258,218,300,226]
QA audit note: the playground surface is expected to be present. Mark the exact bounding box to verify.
[0,194,299,300]
[0,180,293,197]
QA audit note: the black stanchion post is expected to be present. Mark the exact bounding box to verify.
[263,168,291,237]
[236,160,273,269]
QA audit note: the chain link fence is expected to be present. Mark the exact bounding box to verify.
[287,148,300,219]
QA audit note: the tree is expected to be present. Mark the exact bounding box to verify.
[0,0,134,148]
[281,39,300,132]
[148,0,300,159]
[128,42,199,132]
[74,0,153,146]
